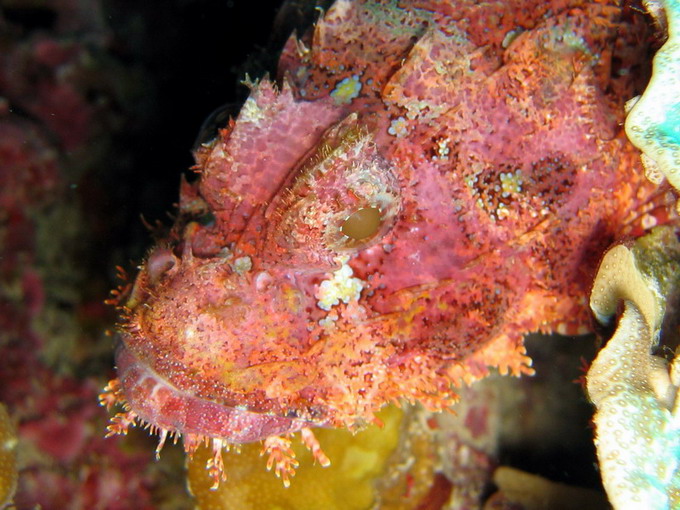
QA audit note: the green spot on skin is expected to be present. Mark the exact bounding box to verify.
[331,75,362,105]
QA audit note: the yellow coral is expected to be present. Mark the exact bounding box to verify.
[487,467,609,510]
[187,405,438,510]
[0,404,17,509]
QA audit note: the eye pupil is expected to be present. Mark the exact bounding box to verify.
[341,206,381,240]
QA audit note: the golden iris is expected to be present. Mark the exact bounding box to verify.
[341,206,381,240]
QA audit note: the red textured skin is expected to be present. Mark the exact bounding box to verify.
[105,0,670,464]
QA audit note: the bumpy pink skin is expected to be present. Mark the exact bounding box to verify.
[104,0,670,481]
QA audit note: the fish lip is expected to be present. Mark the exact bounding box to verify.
[114,341,316,443]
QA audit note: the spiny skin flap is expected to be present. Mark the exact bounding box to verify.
[102,0,671,487]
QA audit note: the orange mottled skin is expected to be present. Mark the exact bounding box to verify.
[101,0,672,486]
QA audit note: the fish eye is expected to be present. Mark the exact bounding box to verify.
[341,206,382,240]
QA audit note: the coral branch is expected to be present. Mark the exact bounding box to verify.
[587,226,680,510]
[625,0,680,198]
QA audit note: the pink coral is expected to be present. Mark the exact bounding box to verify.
[0,3,170,507]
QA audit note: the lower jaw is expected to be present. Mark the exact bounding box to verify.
[114,342,311,443]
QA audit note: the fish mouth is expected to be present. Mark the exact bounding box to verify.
[112,341,315,444]
[101,341,332,488]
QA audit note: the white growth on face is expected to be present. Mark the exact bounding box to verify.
[231,256,252,275]
[316,259,365,311]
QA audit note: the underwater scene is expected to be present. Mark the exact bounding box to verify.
[1,1,680,508]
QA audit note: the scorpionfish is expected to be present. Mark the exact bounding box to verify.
[101,0,674,487]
